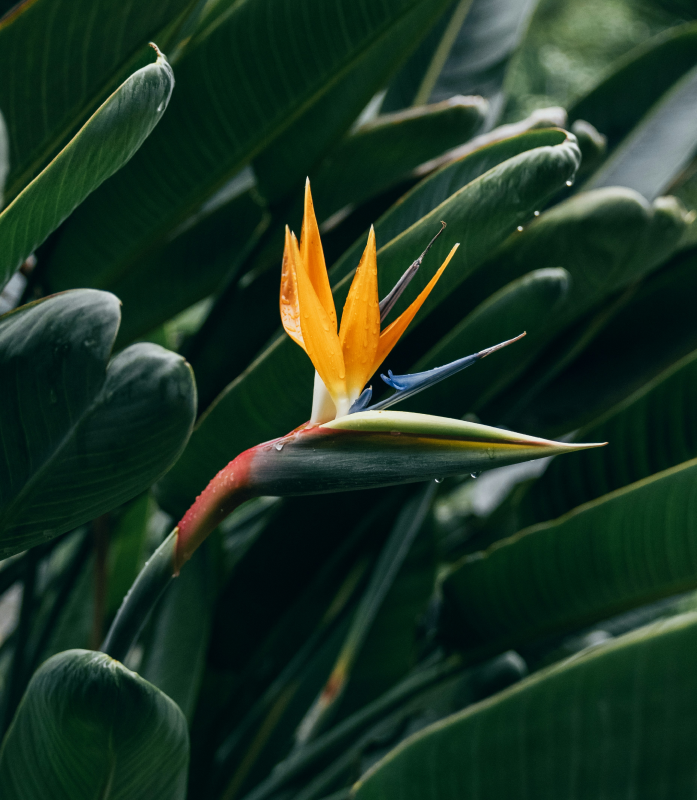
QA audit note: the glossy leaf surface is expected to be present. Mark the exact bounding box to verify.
[355,613,697,800]
[0,0,194,200]
[0,290,196,557]
[0,650,188,799]
[440,457,697,653]
[43,0,453,292]
[0,49,174,291]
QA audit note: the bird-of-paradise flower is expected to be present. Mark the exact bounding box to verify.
[102,182,606,660]
[280,181,459,422]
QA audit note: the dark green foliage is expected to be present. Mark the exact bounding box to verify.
[1,2,697,799]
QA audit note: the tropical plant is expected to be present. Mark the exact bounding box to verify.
[1,0,697,797]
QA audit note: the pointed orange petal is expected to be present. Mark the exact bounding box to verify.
[280,226,305,351]
[293,232,347,401]
[339,226,381,397]
[300,178,337,329]
[370,243,459,377]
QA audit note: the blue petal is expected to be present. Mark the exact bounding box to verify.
[348,386,373,414]
[364,333,526,412]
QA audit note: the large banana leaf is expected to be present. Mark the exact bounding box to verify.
[0,49,174,291]
[520,346,697,525]
[43,0,453,294]
[157,133,580,513]
[585,62,697,200]
[383,0,538,112]
[0,650,189,799]
[0,290,196,558]
[508,244,697,436]
[569,22,697,149]
[0,0,195,200]
[307,97,488,224]
[440,456,697,654]
[354,612,697,800]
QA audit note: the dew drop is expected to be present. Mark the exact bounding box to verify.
[516,226,523,232]
[263,445,272,452]
[565,180,573,187]
[470,471,481,479]
[157,102,164,113]
[434,477,444,484]
[275,442,284,451]
[533,210,540,217]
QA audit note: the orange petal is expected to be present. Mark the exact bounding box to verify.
[339,226,381,397]
[293,232,347,400]
[300,178,337,330]
[370,243,459,377]
[280,226,305,351]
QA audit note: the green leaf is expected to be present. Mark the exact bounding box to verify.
[382,0,537,112]
[354,612,697,800]
[307,96,488,224]
[507,244,697,437]
[0,649,188,799]
[43,0,453,294]
[0,110,8,209]
[138,544,214,721]
[0,0,196,201]
[465,190,687,426]
[399,267,569,417]
[296,485,436,743]
[585,62,697,201]
[157,131,579,514]
[0,290,196,558]
[111,186,267,346]
[0,48,174,292]
[520,346,697,527]
[251,0,455,205]
[569,22,697,149]
[439,456,697,655]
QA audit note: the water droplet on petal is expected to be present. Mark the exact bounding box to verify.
[470,471,481,479]
[566,180,573,187]
[533,210,540,217]
[434,477,444,484]
[275,442,284,451]
[263,445,272,452]
[516,226,523,232]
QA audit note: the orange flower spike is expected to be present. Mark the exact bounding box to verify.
[339,226,381,400]
[370,243,459,376]
[280,226,305,350]
[300,179,337,330]
[292,232,348,408]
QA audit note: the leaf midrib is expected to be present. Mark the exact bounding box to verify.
[0,366,110,534]
[98,0,447,287]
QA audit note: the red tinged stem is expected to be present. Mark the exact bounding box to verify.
[175,446,256,572]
